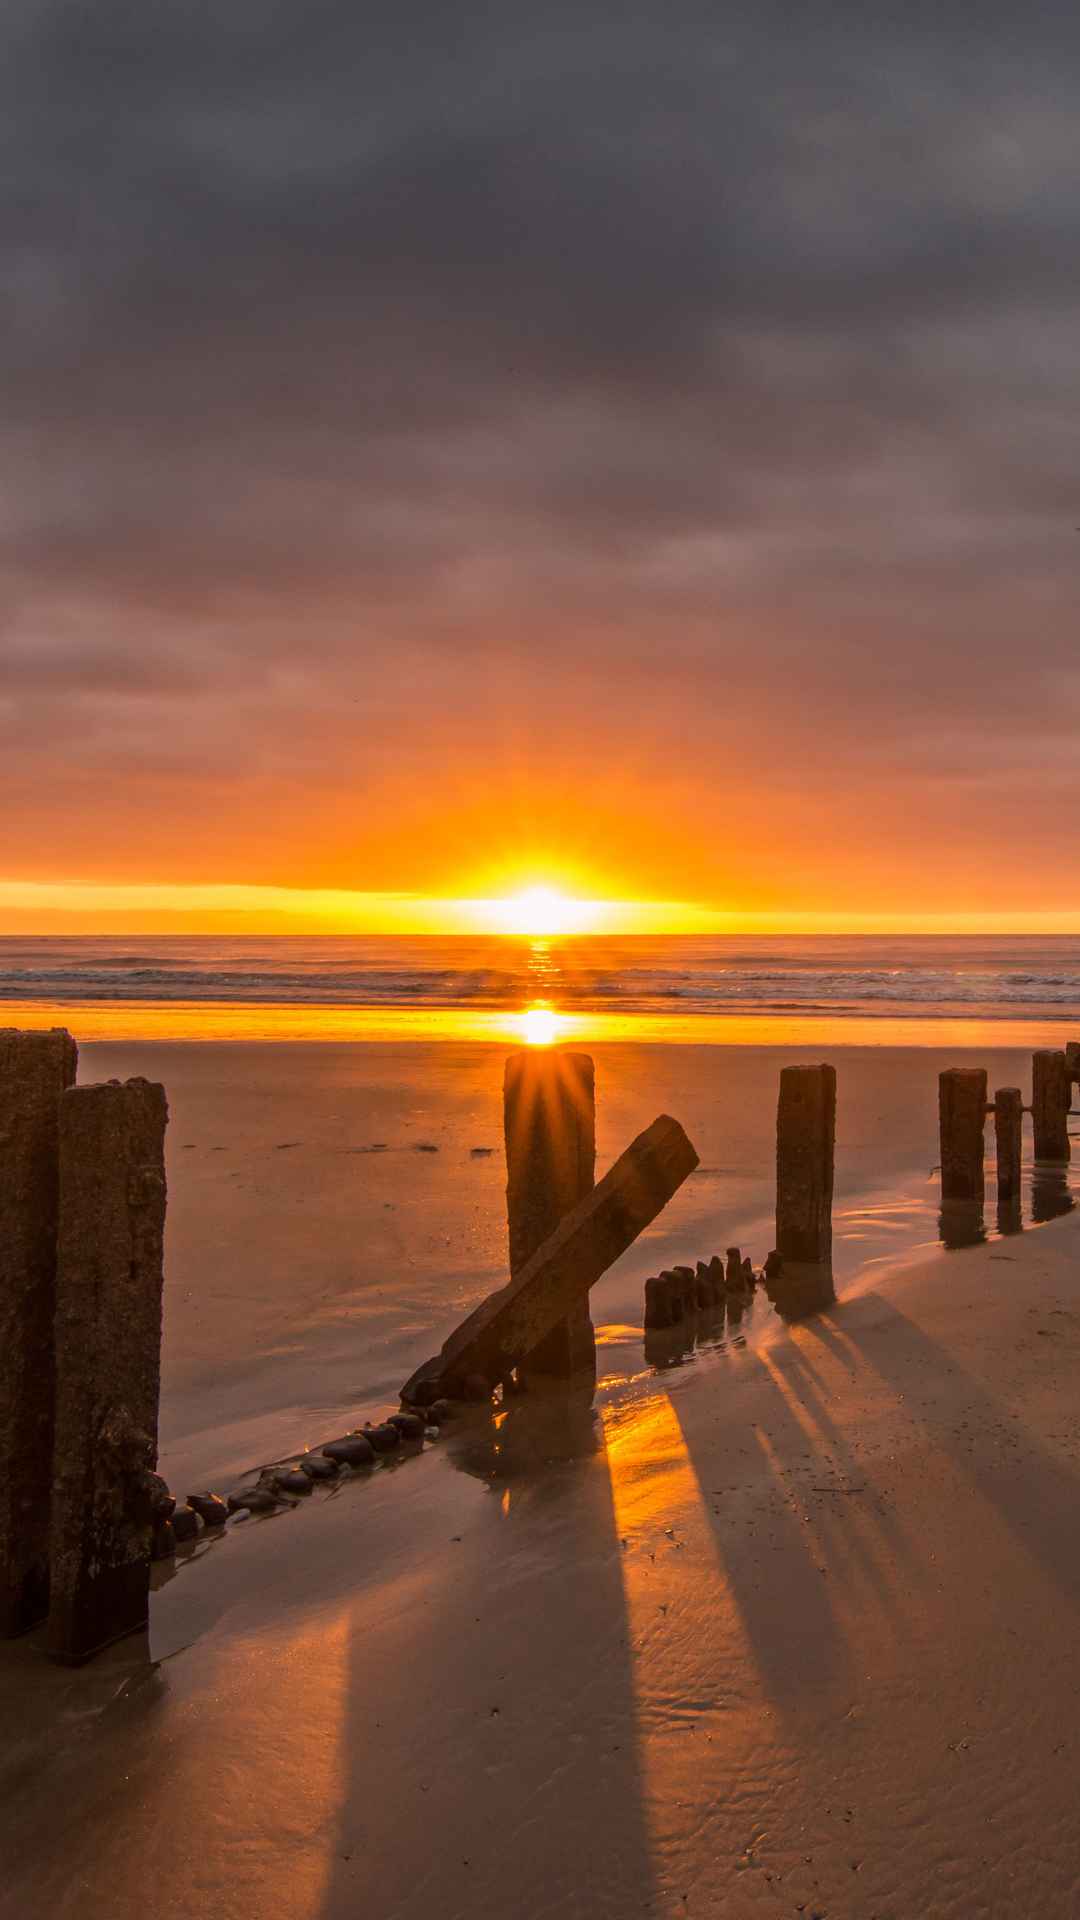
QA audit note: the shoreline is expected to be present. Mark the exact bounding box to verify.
[5,997,1080,1047]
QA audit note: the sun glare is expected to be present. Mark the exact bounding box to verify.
[519,1006,562,1046]
[491,885,598,937]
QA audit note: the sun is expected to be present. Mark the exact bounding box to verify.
[519,1005,562,1046]
[491,885,598,937]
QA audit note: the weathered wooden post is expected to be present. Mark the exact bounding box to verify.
[993,1087,1023,1205]
[939,1067,987,1203]
[0,1028,78,1636]
[776,1064,836,1266]
[402,1113,698,1404]
[504,1049,596,1382]
[47,1078,168,1664]
[1032,1050,1070,1164]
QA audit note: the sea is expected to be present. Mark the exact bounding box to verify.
[2,932,1080,1034]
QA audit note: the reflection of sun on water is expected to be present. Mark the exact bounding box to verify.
[519,1005,562,1047]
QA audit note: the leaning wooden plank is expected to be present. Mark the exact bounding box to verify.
[402,1113,698,1402]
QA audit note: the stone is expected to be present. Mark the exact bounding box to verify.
[462,1375,492,1403]
[504,1049,596,1383]
[187,1491,228,1528]
[741,1257,755,1287]
[1066,1041,1080,1084]
[725,1247,743,1290]
[143,1472,175,1521]
[297,1453,338,1481]
[322,1435,376,1468]
[425,1426,440,1440]
[0,1027,78,1636]
[763,1249,783,1278]
[272,1470,313,1497]
[1032,1050,1070,1164]
[938,1067,988,1204]
[152,1521,176,1560]
[364,1423,401,1453]
[171,1504,199,1543]
[427,1399,454,1425]
[47,1078,168,1666]
[387,1411,425,1441]
[777,1065,837,1262]
[227,1488,278,1515]
[401,1114,699,1404]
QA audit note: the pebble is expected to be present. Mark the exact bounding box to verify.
[364,1423,401,1454]
[187,1491,229,1529]
[144,1472,175,1520]
[171,1503,199,1543]
[272,1469,314,1497]
[425,1426,440,1441]
[227,1488,278,1515]
[387,1411,425,1441]
[427,1399,453,1425]
[322,1435,377,1467]
[298,1453,338,1481]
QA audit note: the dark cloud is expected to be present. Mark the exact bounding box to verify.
[3,1,1079,895]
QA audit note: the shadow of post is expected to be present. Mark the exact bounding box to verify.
[315,1384,659,1920]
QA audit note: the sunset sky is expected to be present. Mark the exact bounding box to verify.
[5,3,1079,932]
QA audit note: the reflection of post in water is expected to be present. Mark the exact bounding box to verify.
[996,1195,1023,1238]
[643,1296,727,1371]
[938,1200,988,1251]
[764,1259,836,1320]
[1031,1166,1076,1226]
[445,1382,600,1486]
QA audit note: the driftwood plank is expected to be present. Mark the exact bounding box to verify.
[403,1113,698,1402]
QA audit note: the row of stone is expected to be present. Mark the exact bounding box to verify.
[643,1246,772,1331]
[149,1409,452,1559]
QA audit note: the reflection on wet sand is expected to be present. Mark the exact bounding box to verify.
[1031,1165,1076,1226]
[445,1382,601,1483]
[763,1259,837,1321]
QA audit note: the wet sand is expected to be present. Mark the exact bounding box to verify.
[3,1036,1079,1917]
[57,1037,1075,1491]
[3,1202,1080,1917]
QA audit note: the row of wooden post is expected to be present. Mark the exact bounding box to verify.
[0,1029,168,1662]
[940,1047,1076,1206]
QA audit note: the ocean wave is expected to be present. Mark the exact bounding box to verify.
[2,936,1079,1018]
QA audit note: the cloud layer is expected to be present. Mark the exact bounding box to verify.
[4,2,1079,910]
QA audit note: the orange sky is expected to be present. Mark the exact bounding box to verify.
[5,9,1079,935]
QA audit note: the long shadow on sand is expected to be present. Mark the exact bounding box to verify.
[315,1385,660,1920]
[805,1292,1080,1615]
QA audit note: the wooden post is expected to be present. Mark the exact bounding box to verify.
[47,1078,168,1664]
[1032,1050,1070,1163]
[938,1067,987,1203]
[993,1087,1023,1205]
[401,1113,698,1404]
[504,1050,596,1381]
[0,1028,78,1636]
[776,1064,836,1265]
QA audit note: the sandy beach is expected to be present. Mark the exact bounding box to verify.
[49,1036,1077,1492]
[2,1034,1079,1917]
[3,1177,1080,1917]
